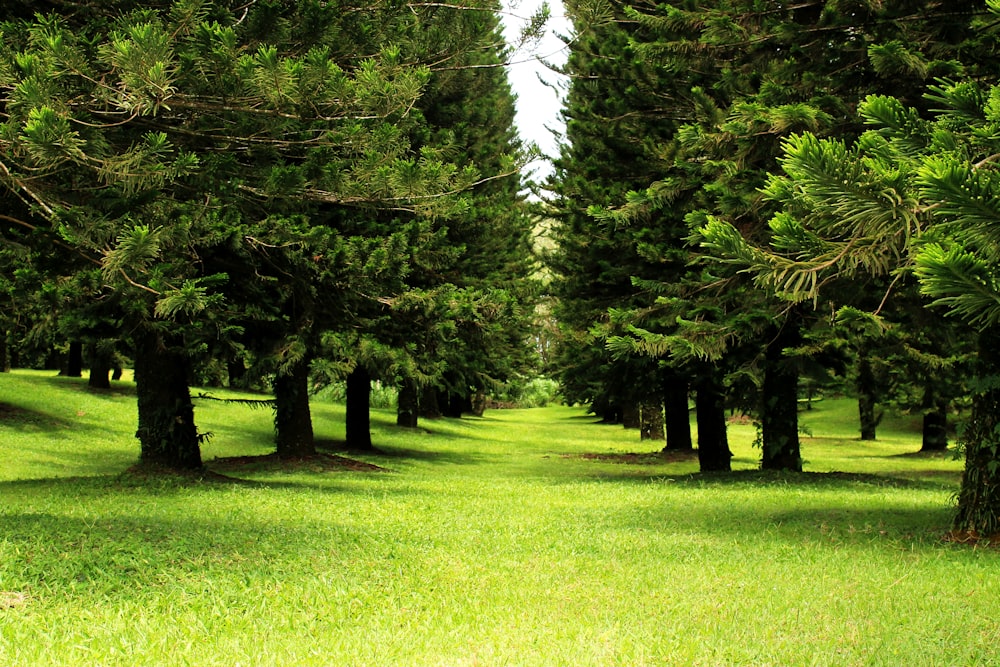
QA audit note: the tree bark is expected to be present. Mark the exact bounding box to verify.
[64,341,83,377]
[470,390,487,417]
[761,320,802,471]
[694,375,731,472]
[640,401,664,441]
[622,401,640,430]
[856,352,878,441]
[346,365,373,450]
[419,386,442,419]
[0,331,9,372]
[663,376,693,452]
[87,343,112,389]
[954,326,1000,536]
[397,380,419,428]
[273,357,315,458]
[133,329,202,470]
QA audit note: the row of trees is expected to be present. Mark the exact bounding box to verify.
[544,0,1000,534]
[0,1,539,468]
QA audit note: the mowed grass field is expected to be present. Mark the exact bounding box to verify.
[0,369,996,666]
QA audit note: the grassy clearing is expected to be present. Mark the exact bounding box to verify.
[0,369,994,666]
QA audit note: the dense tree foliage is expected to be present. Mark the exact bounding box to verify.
[0,0,532,469]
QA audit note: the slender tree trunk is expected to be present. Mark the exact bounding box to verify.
[346,365,373,450]
[663,376,693,452]
[64,341,83,377]
[397,380,419,428]
[761,321,802,472]
[856,352,878,441]
[133,329,202,470]
[640,401,664,441]
[694,375,731,472]
[88,343,112,390]
[227,356,248,389]
[273,357,315,458]
[622,401,640,430]
[954,327,1000,536]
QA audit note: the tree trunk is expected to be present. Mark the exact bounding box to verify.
[663,377,693,452]
[639,401,664,441]
[133,329,202,470]
[441,390,467,418]
[954,327,1000,536]
[64,341,83,377]
[0,331,9,372]
[622,401,640,430]
[856,352,878,441]
[88,343,112,390]
[397,380,419,428]
[346,365,373,450]
[761,321,802,472]
[419,386,442,419]
[227,356,248,389]
[273,357,315,458]
[694,375,731,472]
[470,391,487,417]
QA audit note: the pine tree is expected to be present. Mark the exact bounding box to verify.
[0,0,500,470]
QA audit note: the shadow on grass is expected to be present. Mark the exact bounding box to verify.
[0,402,74,431]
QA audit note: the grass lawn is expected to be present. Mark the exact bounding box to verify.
[0,370,995,666]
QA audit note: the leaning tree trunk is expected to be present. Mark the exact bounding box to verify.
[761,320,802,472]
[694,375,731,472]
[663,376,693,452]
[639,401,664,441]
[856,351,878,441]
[397,380,419,428]
[273,357,315,458]
[133,329,202,470]
[953,327,1000,537]
[345,365,373,450]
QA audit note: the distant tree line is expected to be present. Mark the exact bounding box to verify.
[544,0,1000,536]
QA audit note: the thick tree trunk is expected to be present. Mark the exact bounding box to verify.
[663,376,693,452]
[419,387,442,419]
[856,352,878,441]
[622,401,640,430]
[346,365,373,450]
[87,344,112,390]
[397,381,419,428]
[694,375,731,472]
[133,330,202,470]
[441,391,467,418]
[954,327,1000,536]
[761,321,802,472]
[64,341,83,377]
[639,401,664,441]
[273,358,315,458]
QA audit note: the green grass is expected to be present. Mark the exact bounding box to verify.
[0,369,994,666]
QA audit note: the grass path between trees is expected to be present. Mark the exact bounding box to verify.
[0,370,996,666]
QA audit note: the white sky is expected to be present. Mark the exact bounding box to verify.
[501,0,571,184]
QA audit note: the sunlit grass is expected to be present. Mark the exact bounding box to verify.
[0,370,992,666]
